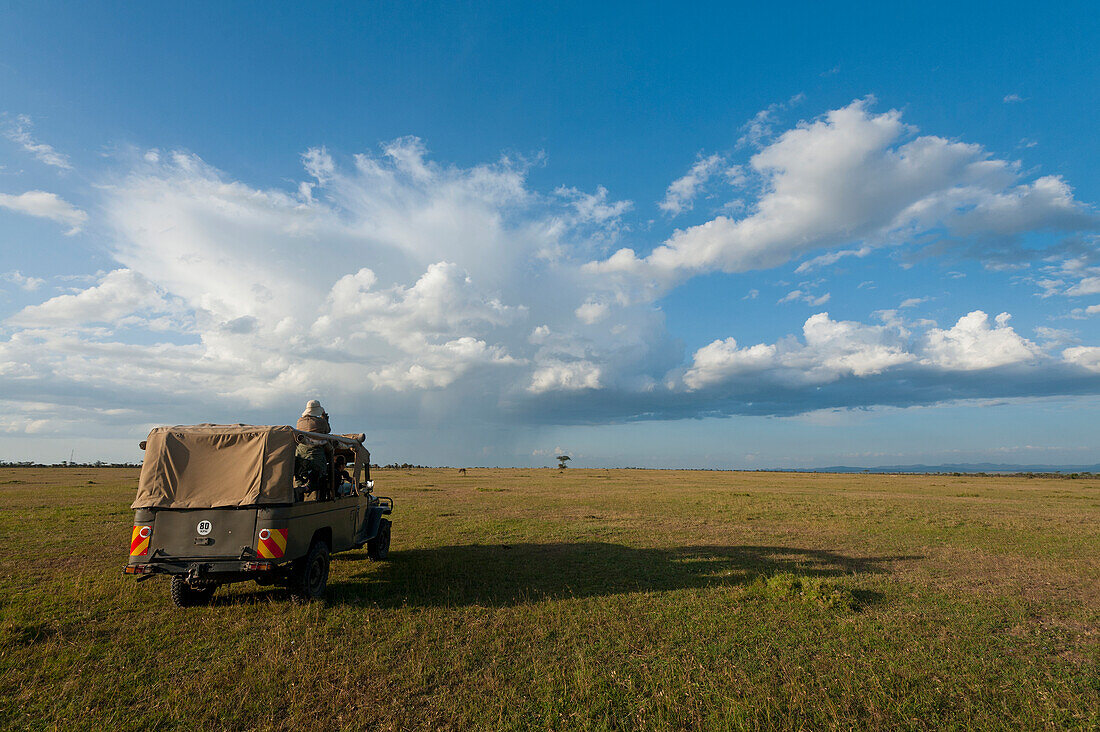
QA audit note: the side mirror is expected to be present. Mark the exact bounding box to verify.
[139,440,147,450]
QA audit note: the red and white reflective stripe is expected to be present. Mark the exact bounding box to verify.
[130,525,151,556]
[257,528,287,559]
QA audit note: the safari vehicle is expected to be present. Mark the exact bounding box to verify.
[125,424,393,606]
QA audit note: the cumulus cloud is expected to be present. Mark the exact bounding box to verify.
[2,114,72,169]
[528,360,602,393]
[683,339,777,390]
[683,310,1042,395]
[922,311,1041,370]
[7,269,179,328]
[1063,346,1100,372]
[0,141,674,426]
[575,300,609,324]
[4,104,1100,443]
[589,98,1097,293]
[0,190,87,234]
[367,337,518,391]
[319,262,519,341]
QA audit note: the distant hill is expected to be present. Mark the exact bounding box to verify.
[801,463,1100,474]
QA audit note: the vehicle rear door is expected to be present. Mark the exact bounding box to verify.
[150,508,258,559]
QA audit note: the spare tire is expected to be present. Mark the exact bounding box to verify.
[169,576,217,607]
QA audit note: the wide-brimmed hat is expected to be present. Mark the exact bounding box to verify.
[302,399,325,418]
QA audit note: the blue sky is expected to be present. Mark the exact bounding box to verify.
[2,2,1100,467]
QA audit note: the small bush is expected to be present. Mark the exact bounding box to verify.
[746,572,857,611]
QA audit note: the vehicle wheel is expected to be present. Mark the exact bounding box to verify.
[289,541,330,601]
[170,576,217,607]
[367,519,391,561]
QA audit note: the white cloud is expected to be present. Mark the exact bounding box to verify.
[778,289,830,306]
[683,310,1047,394]
[2,114,72,169]
[589,98,1096,293]
[1063,346,1100,372]
[1066,277,1100,296]
[1034,248,1100,300]
[1,271,45,291]
[557,185,632,226]
[7,269,176,327]
[528,360,602,393]
[302,146,335,183]
[1003,94,1025,104]
[736,94,804,150]
[0,190,87,234]
[1033,326,1075,346]
[795,246,871,273]
[798,312,914,377]
[3,112,1100,441]
[0,141,667,419]
[318,262,520,341]
[367,337,518,391]
[575,300,609,324]
[683,339,777,389]
[380,136,434,181]
[922,311,1040,370]
[899,297,929,309]
[683,312,912,391]
[659,153,725,216]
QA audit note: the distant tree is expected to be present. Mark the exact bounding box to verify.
[556,455,571,470]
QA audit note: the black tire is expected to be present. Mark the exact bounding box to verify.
[289,541,330,601]
[367,519,391,561]
[169,576,217,607]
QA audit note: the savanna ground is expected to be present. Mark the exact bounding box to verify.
[0,467,1098,731]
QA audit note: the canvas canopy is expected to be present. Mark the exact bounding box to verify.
[132,424,367,509]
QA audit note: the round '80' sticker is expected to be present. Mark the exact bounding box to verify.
[196,520,213,536]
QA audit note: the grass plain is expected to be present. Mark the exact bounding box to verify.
[0,466,1098,730]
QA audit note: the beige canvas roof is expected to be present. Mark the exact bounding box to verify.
[132,424,368,509]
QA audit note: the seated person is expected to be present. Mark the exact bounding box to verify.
[333,455,354,497]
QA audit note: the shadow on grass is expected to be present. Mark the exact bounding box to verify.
[319,543,917,608]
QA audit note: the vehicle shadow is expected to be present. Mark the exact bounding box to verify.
[322,543,919,609]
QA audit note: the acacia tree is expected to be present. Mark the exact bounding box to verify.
[556,455,571,470]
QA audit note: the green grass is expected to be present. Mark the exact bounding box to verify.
[1,467,1098,730]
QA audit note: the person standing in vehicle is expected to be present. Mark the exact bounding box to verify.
[296,399,331,434]
[295,400,332,499]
